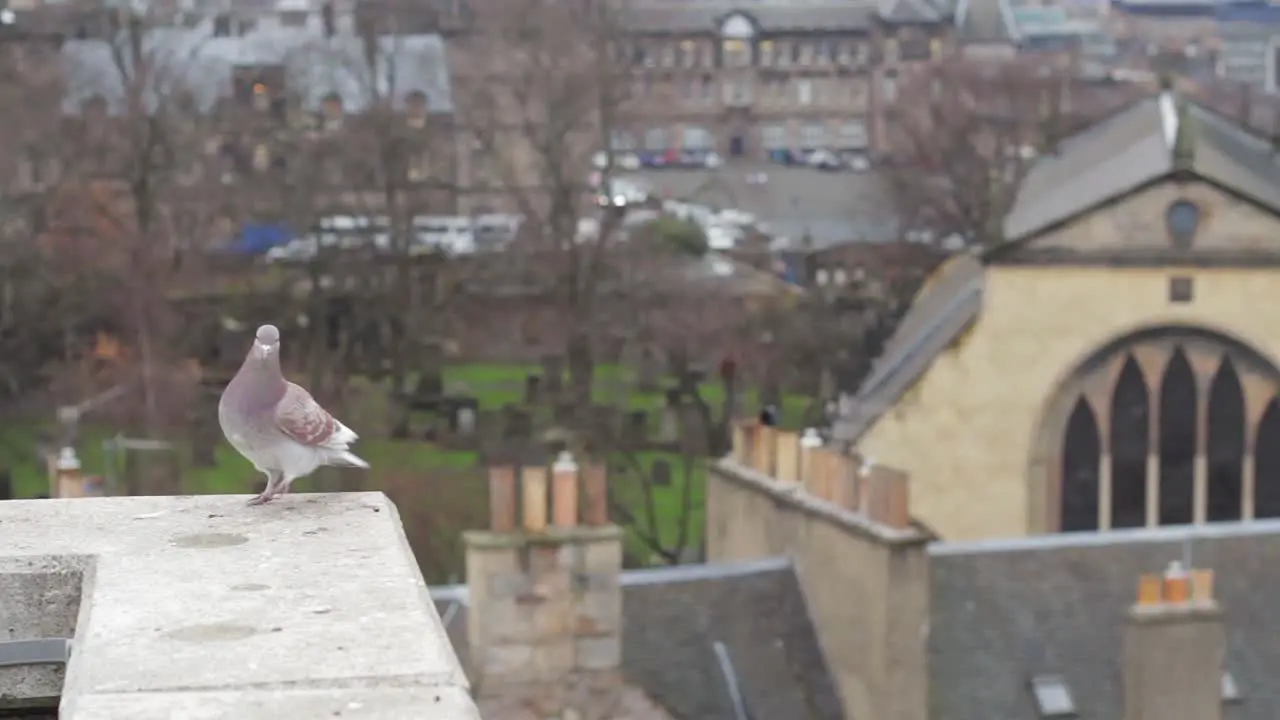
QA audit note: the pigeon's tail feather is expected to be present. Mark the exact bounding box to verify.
[330,421,359,447]
[330,451,370,469]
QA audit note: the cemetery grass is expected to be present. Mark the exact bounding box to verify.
[437,362,816,423]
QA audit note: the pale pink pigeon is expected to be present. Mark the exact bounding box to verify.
[218,324,369,505]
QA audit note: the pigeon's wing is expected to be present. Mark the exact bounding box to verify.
[275,382,338,447]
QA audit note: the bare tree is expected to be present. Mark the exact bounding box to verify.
[46,9,215,435]
[883,57,1107,246]
[458,0,638,402]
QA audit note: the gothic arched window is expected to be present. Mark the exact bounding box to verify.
[1060,398,1100,531]
[1109,355,1149,529]
[1207,359,1244,522]
[1158,349,1196,525]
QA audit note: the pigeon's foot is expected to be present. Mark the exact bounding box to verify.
[246,493,273,506]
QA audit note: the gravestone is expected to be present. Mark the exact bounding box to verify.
[413,371,444,408]
[503,405,532,440]
[590,405,619,442]
[625,410,649,448]
[681,365,707,392]
[554,400,575,424]
[524,374,543,405]
[637,347,662,392]
[541,354,564,396]
[476,409,503,454]
[679,404,709,455]
[452,397,478,435]
[666,346,689,378]
[651,458,672,487]
[659,405,679,443]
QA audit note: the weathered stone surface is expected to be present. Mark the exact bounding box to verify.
[0,494,478,720]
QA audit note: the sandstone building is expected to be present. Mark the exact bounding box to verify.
[835,89,1280,542]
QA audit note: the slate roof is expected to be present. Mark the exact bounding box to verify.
[1004,93,1280,243]
[621,2,879,34]
[879,0,947,23]
[433,557,844,720]
[834,91,1280,444]
[61,15,452,116]
[953,0,1018,44]
[929,521,1280,719]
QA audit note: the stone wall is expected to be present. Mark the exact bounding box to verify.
[708,423,931,720]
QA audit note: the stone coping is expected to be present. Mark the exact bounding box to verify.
[462,524,625,549]
[0,493,479,720]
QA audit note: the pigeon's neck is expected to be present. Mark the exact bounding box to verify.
[231,355,286,409]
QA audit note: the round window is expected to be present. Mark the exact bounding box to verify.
[1165,199,1200,249]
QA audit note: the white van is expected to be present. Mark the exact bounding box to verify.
[413,216,475,255]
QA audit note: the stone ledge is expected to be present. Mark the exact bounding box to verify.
[0,493,479,720]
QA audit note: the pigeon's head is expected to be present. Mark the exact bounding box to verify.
[253,324,281,359]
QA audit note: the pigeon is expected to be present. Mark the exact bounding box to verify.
[219,324,369,505]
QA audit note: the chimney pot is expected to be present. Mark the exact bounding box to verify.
[753,425,777,475]
[866,465,910,530]
[552,453,580,528]
[776,431,801,483]
[1162,560,1190,603]
[581,463,609,526]
[487,465,518,533]
[1136,573,1162,606]
[521,466,549,532]
[731,421,754,464]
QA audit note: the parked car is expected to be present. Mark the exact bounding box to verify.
[806,149,842,171]
[266,237,320,262]
[592,151,642,171]
[472,213,522,247]
[413,216,475,255]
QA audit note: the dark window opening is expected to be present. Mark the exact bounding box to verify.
[1255,398,1280,518]
[1110,355,1149,528]
[1061,396,1101,531]
[1207,358,1244,521]
[1159,348,1196,525]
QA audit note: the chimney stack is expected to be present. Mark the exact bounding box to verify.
[464,455,623,692]
[1123,561,1224,720]
[729,421,911,530]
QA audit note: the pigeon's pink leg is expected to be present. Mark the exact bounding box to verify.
[247,471,278,506]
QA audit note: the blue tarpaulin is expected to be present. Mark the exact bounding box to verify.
[225,223,292,255]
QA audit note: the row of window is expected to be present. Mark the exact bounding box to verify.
[622,36,938,71]
[11,145,434,191]
[610,121,869,152]
[631,74,869,107]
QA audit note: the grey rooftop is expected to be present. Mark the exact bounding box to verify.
[0,493,478,720]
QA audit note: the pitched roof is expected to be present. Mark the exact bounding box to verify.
[929,521,1280,719]
[1003,92,1280,243]
[831,250,984,443]
[880,0,946,23]
[953,0,1018,44]
[434,557,844,720]
[62,16,452,116]
[621,2,878,34]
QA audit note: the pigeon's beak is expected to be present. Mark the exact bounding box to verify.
[255,343,276,358]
